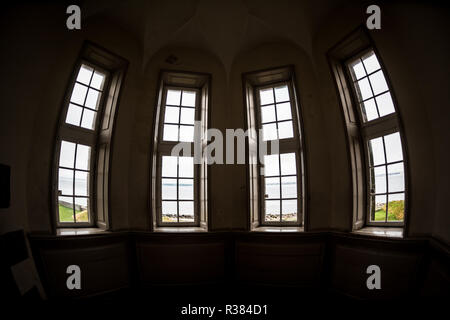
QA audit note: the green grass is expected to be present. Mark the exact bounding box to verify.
[58,204,85,222]
[374,200,404,221]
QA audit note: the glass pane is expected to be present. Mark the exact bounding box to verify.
[179,201,194,222]
[162,156,178,177]
[387,193,404,221]
[90,71,105,90]
[280,153,296,175]
[75,144,91,170]
[76,65,93,85]
[265,177,280,199]
[166,89,181,105]
[372,166,386,194]
[261,105,276,123]
[356,78,373,101]
[58,196,74,222]
[263,154,279,176]
[276,102,292,121]
[349,59,366,81]
[179,157,193,178]
[369,137,385,166]
[281,176,297,198]
[259,88,274,105]
[80,109,96,130]
[59,141,76,168]
[162,201,177,222]
[265,200,280,222]
[163,124,178,141]
[179,179,194,200]
[180,108,195,125]
[75,171,88,196]
[388,163,404,192]
[277,121,294,139]
[372,194,387,222]
[58,169,73,195]
[181,91,196,107]
[74,197,88,222]
[162,178,177,200]
[274,85,289,102]
[362,52,381,74]
[384,132,403,163]
[164,106,179,123]
[66,104,82,126]
[85,89,101,110]
[179,125,194,142]
[369,70,388,95]
[361,99,378,122]
[70,83,88,105]
[262,123,278,141]
[282,199,297,222]
[375,92,395,117]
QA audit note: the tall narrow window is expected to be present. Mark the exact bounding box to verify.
[53,42,127,229]
[244,66,306,228]
[152,72,210,229]
[329,29,407,230]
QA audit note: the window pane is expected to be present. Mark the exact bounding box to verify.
[58,196,74,222]
[164,106,179,123]
[74,197,88,222]
[263,154,279,176]
[265,177,280,199]
[369,137,385,166]
[349,60,366,81]
[59,141,76,168]
[75,171,88,196]
[384,132,403,163]
[259,88,274,105]
[362,52,381,74]
[262,123,277,141]
[369,70,389,95]
[372,194,387,222]
[179,125,194,142]
[372,166,386,194]
[162,201,177,222]
[58,169,73,195]
[281,176,297,198]
[277,121,294,139]
[261,105,276,123]
[85,89,101,110]
[282,199,297,222]
[90,71,105,90]
[66,104,82,126]
[361,99,378,122]
[274,85,289,102]
[179,157,193,178]
[76,65,93,85]
[166,89,181,105]
[179,179,194,200]
[265,200,280,222]
[75,144,91,170]
[280,153,296,175]
[71,83,88,105]
[387,193,404,221]
[375,92,395,117]
[162,178,177,200]
[180,108,195,125]
[276,102,292,121]
[179,201,194,222]
[181,91,196,107]
[163,124,178,141]
[162,156,178,177]
[356,78,373,101]
[388,163,404,192]
[80,109,96,130]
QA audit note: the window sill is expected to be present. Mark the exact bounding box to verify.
[56,228,108,236]
[153,227,208,233]
[353,227,403,238]
[251,226,304,233]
